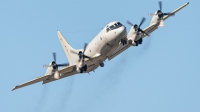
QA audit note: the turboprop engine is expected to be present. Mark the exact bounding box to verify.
[43,53,69,79]
[126,17,149,46]
[148,1,174,27]
[54,71,60,79]
[70,43,91,73]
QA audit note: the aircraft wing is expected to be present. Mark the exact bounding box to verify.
[108,43,131,60]
[108,22,158,60]
[12,75,50,91]
[107,2,189,60]
[142,2,189,39]
[12,65,75,91]
[163,2,189,21]
[42,55,101,84]
[42,65,76,84]
[12,56,101,91]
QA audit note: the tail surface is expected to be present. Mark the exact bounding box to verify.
[57,31,79,65]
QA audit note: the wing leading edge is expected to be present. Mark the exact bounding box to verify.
[12,65,75,91]
[12,75,49,91]
[107,2,189,60]
[12,56,101,91]
[163,2,189,21]
[12,2,189,91]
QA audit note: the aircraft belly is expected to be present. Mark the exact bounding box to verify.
[87,62,99,72]
[100,45,111,55]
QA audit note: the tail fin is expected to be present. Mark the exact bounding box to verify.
[57,31,79,65]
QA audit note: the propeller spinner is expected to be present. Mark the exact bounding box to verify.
[70,43,91,61]
[43,52,69,69]
[126,17,149,37]
[43,52,69,79]
[149,1,174,27]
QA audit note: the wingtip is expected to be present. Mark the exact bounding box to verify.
[187,2,189,4]
[11,86,18,91]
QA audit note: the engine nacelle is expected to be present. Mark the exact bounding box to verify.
[127,38,137,46]
[127,27,138,46]
[76,60,87,73]
[54,71,60,79]
[76,65,87,73]
[76,68,81,73]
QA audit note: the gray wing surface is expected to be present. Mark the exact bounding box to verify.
[42,65,75,84]
[108,24,157,60]
[42,56,101,84]
[12,75,50,91]
[163,2,189,21]
[108,43,131,60]
[12,56,101,91]
[12,65,75,91]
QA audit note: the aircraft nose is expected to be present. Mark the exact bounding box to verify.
[119,25,126,35]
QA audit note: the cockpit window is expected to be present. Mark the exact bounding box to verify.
[106,27,111,32]
[110,25,115,30]
[117,22,122,26]
[106,22,123,32]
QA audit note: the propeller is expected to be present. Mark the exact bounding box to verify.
[126,17,149,37]
[43,52,69,69]
[42,52,69,79]
[149,1,174,27]
[70,43,92,61]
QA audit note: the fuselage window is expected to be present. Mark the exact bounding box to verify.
[106,22,123,33]
[117,22,122,26]
[106,28,111,32]
[110,25,115,30]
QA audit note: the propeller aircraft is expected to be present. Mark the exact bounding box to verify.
[12,2,189,91]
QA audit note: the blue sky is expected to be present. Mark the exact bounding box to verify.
[1,0,200,112]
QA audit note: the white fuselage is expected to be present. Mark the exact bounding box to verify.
[77,21,127,72]
[84,21,126,58]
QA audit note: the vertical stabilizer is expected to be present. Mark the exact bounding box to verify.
[57,31,79,65]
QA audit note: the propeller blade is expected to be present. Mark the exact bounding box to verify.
[126,20,134,26]
[163,12,170,15]
[53,52,56,62]
[139,17,146,28]
[83,43,88,54]
[163,12,175,16]
[159,1,162,11]
[43,65,51,68]
[142,30,150,37]
[57,63,69,67]
[148,13,155,17]
[138,29,150,37]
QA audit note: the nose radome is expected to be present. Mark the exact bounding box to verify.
[118,26,124,31]
[119,26,126,34]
